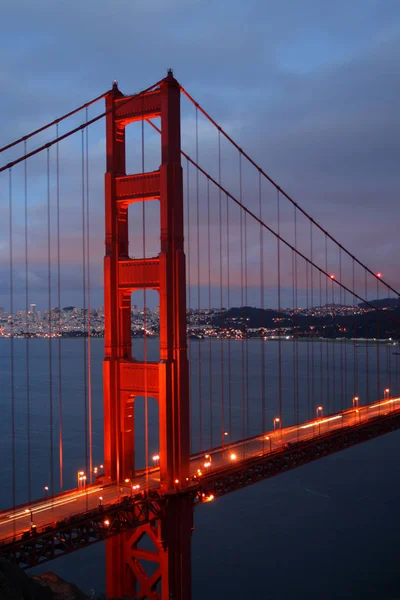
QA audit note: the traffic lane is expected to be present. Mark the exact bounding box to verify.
[1,397,399,542]
[0,473,161,541]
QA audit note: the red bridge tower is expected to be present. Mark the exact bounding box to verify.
[103,71,192,600]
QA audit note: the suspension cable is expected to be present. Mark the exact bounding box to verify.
[144,118,398,325]
[1,77,165,173]
[179,85,400,300]
[0,91,107,154]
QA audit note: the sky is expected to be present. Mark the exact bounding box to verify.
[0,0,399,310]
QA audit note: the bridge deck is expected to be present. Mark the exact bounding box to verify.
[1,396,400,567]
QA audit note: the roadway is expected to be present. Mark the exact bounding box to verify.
[1,395,399,544]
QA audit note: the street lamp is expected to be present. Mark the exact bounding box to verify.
[152,454,160,468]
[384,388,390,399]
[124,478,133,496]
[264,435,271,452]
[25,509,34,527]
[44,486,49,499]
[352,396,359,408]
[316,406,323,435]
[273,418,281,431]
[77,470,85,489]
[230,452,237,461]
[99,496,103,508]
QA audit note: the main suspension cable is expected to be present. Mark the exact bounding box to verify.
[179,85,400,300]
[1,78,165,173]
[0,91,107,155]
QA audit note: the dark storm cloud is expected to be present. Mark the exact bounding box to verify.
[0,0,399,307]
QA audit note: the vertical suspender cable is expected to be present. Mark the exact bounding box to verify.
[195,107,202,450]
[81,131,88,492]
[331,272,336,411]
[319,270,323,414]
[186,159,192,451]
[244,210,249,439]
[207,179,213,447]
[24,143,31,502]
[277,190,282,425]
[325,236,330,414]
[339,249,344,410]
[47,149,54,498]
[352,261,358,399]
[226,194,232,436]
[259,173,266,432]
[239,157,245,440]
[56,125,63,490]
[365,271,369,403]
[85,111,93,484]
[310,223,315,415]
[343,256,348,404]
[386,283,391,390]
[376,276,381,401]
[218,132,225,446]
[295,208,300,428]
[9,169,16,515]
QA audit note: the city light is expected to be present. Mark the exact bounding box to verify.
[230,453,237,461]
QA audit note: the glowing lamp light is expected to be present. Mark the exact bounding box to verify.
[376,273,382,278]
[330,274,335,280]
[230,453,237,461]
[175,479,179,484]
[104,519,110,527]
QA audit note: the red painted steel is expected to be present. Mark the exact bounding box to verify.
[103,71,191,600]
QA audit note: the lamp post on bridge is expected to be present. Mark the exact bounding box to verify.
[316,406,323,436]
[352,396,359,408]
[273,417,282,445]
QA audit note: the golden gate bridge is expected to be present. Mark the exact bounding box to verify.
[0,70,399,599]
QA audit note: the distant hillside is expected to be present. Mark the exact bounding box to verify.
[212,305,400,339]
[358,297,400,309]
